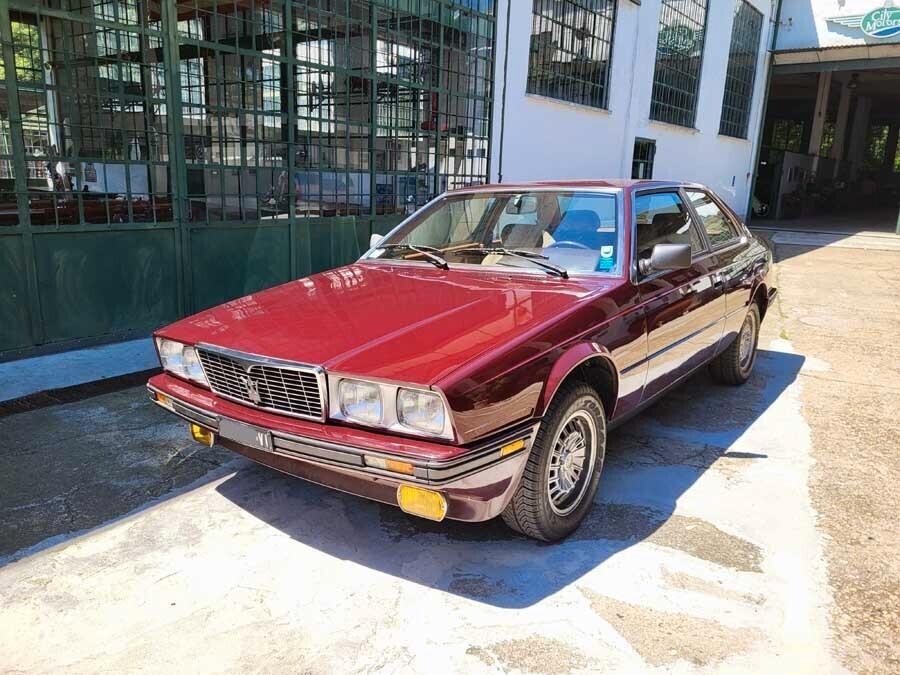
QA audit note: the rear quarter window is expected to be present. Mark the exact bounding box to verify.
[687,190,740,248]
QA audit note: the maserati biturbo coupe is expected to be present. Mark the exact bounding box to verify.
[148,180,775,541]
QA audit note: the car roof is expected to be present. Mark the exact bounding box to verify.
[448,179,703,193]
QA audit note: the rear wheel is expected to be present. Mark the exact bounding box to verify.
[710,304,760,385]
[501,382,606,542]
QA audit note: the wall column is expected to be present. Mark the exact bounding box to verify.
[807,71,833,166]
[829,76,852,177]
[847,96,872,180]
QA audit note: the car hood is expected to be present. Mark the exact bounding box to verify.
[159,262,616,385]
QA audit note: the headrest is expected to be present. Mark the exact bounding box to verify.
[650,212,686,230]
[558,209,601,231]
[501,223,545,248]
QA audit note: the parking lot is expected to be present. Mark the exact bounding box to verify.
[1,235,898,674]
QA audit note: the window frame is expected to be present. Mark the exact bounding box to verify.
[684,188,743,251]
[630,186,710,283]
[526,0,619,110]
[718,0,764,139]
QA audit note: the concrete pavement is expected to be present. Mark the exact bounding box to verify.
[1,236,898,673]
[1,349,840,672]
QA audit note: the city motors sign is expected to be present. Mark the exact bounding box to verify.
[828,4,900,39]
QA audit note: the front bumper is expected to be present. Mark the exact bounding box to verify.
[147,375,537,522]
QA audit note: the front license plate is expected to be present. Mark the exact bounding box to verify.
[219,418,273,452]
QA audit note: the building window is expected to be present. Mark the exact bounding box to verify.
[527,0,618,109]
[632,138,656,179]
[769,119,805,153]
[865,124,890,168]
[650,0,709,128]
[719,0,763,139]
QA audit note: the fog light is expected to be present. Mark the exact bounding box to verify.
[190,423,215,447]
[365,455,415,475]
[155,392,173,410]
[500,439,525,457]
[396,485,447,522]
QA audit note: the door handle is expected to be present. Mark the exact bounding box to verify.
[712,272,725,288]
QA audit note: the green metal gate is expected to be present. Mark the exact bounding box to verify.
[0,0,495,356]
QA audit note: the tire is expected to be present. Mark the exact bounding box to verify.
[710,304,760,386]
[501,382,606,542]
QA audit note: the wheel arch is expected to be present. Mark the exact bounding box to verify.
[751,282,769,320]
[539,343,619,420]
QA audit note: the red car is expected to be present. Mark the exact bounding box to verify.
[148,180,776,541]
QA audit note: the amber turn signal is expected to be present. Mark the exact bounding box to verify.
[154,392,173,410]
[499,439,526,457]
[190,423,215,447]
[396,485,447,522]
[364,456,415,475]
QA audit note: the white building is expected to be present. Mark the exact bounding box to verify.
[490,0,776,218]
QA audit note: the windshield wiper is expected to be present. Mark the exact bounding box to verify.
[377,243,449,270]
[457,247,568,279]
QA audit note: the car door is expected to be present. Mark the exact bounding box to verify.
[634,189,726,402]
[684,189,754,348]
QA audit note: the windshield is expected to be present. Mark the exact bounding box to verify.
[364,191,621,275]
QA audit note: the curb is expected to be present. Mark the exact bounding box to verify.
[0,368,161,418]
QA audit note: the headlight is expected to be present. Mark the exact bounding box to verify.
[397,388,445,435]
[328,375,452,439]
[155,337,209,387]
[339,379,383,425]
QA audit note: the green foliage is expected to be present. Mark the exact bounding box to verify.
[0,22,42,84]
[865,124,890,169]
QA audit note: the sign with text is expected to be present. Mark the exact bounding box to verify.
[828,3,900,39]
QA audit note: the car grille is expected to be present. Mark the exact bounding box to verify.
[196,347,325,421]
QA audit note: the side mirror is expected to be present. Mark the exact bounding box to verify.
[370,233,385,249]
[639,243,692,275]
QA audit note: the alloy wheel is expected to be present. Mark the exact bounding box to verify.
[738,311,758,372]
[547,409,598,516]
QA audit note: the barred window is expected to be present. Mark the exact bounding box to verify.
[650,0,709,128]
[527,0,618,109]
[719,0,763,138]
[631,138,656,179]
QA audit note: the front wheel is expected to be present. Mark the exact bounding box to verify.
[710,304,760,385]
[501,382,606,542]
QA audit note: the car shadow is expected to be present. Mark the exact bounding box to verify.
[216,348,804,608]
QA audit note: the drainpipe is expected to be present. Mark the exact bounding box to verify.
[746,0,784,224]
[497,0,511,183]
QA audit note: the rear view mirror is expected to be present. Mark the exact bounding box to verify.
[639,243,692,275]
[370,233,385,249]
[505,195,538,215]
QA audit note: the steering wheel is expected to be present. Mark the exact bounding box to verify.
[547,240,592,250]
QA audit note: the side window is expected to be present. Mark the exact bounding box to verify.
[687,190,739,247]
[634,191,704,262]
